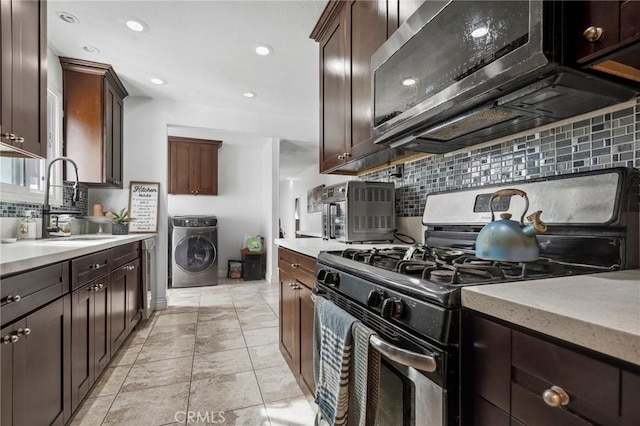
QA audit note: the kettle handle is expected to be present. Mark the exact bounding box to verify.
[490,188,529,225]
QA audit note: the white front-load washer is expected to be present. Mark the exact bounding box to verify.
[171,216,218,287]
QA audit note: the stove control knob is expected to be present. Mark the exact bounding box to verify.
[366,290,385,308]
[324,272,340,287]
[381,297,404,320]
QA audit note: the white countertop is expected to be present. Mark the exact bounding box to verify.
[274,238,408,258]
[462,269,640,366]
[1,234,156,276]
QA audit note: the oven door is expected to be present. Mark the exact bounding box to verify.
[314,289,448,426]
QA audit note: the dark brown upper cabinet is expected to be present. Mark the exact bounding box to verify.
[168,136,222,195]
[574,1,640,83]
[311,0,422,174]
[0,0,47,158]
[60,57,128,188]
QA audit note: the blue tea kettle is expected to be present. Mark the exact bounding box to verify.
[475,188,547,262]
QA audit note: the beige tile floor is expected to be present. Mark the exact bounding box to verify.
[69,278,317,426]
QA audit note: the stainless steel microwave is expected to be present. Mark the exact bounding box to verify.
[371,0,637,154]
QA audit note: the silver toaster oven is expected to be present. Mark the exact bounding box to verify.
[321,181,395,243]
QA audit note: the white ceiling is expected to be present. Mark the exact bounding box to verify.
[47,0,326,124]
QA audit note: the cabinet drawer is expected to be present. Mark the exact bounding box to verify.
[278,248,316,288]
[1,262,69,327]
[512,330,620,425]
[72,250,110,290]
[111,242,140,269]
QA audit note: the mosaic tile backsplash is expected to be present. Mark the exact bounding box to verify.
[361,99,640,217]
[0,184,89,218]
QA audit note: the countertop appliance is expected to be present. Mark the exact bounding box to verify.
[371,0,637,154]
[171,216,218,287]
[314,168,638,425]
[321,181,395,243]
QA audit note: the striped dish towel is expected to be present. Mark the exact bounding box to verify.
[349,322,380,426]
[313,297,357,425]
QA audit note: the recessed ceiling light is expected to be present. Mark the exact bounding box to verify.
[57,12,79,24]
[471,26,489,38]
[255,45,272,56]
[243,92,256,98]
[83,45,100,54]
[150,78,166,85]
[401,77,417,86]
[125,18,148,32]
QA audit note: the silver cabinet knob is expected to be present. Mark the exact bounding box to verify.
[583,26,603,42]
[17,328,31,336]
[337,154,344,160]
[542,385,570,408]
[88,285,96,291]
[89,263,102,270]
[2,334,19,344]
[96,283,104,290]
[290,263,299,269]
[343,152,351,159]
[2,133,16,140]
[3,294,21,304]
[15,136,24,143]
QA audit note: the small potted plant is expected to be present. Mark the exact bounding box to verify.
[107,208,133,235]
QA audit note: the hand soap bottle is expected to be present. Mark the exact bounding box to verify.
[19,210,37,240]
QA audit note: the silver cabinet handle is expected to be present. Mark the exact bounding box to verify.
[125,265,135,271]
[3,294,21,304]
[15,136,24,143]
[583,26,603,42]
[17,328,30,336]
[543,385,570,408]
[89,263,102,270]
[290,263,299,269]
[337,154,344,160]
[96,283,104,290]
[369,335,437,372]
[343,152,351,159]
[3,334,19,344]
[2,133,16,140]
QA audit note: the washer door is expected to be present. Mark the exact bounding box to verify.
[174,235,217,273]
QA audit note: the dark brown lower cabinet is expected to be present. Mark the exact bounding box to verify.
[1,296,71,426]
[298,285,316,395]
[71,278,110,411]
[278,247,317,398]
[110,259,140,355]
[279,269,299,373]
[465,311,640,426]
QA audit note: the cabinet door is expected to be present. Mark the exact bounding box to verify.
[71,284,94,412]
[168,141,193,194]
[1,0,13,145]
[279,269,300,374]
[319,5,349,172]
[110,267,128,354]
[14,296,71,426]
[194,142,219,195]
[349,0,388,159]
[1,323,16,426]
[126,259,140,331]
[104,80,123,188]
[93,277,111,376]
[298,284,316,396]
[575,1,620,63]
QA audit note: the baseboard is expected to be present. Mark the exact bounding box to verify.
[151,297,168,310]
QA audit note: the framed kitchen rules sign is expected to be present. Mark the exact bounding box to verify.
[128,181,159,233]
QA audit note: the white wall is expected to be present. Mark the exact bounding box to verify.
[167,127,270,279]
[279,164,352,238]
[90,95,312,309]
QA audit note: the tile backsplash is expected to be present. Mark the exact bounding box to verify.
[0,184,89,218]
[361,99,640,217]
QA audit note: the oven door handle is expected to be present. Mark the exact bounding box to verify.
[370,335,437,373]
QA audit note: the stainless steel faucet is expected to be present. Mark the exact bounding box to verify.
[42,157,83,238]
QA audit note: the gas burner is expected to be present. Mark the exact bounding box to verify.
[397,260,438,275]
[428,269,455,283]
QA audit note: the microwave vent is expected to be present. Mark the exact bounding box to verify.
[420,107,522,141]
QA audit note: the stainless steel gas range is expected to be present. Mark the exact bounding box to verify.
[313,168,638,426]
